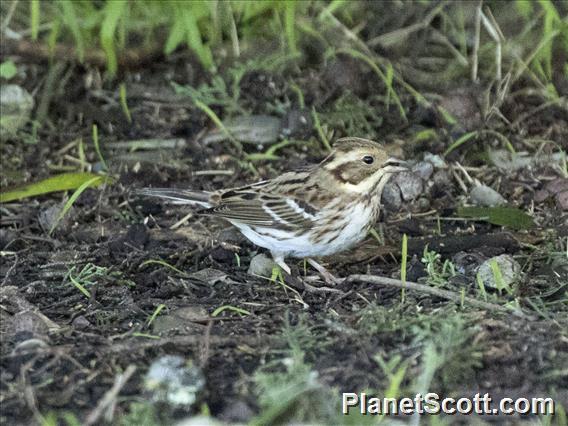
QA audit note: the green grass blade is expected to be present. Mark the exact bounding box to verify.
[165,4,186,54]
[146,304,166,327]
[400,233,408,303]
[212,305,251,317]
[0,172,111,203]
[339,48,407,121]
[443,131,478,157]
[69,274,91,298]
[284,1,298,56]
[58,0,85,62]
[194,99,242,153]
[139,259,189,277]
[119,83,132,123]
[311,107,331,151]
[183,5,214,70]
[49,176,103,234]
[100,0,127,77]
[30,0,40,40]
[92,124,108,171]
[457,206,535,230]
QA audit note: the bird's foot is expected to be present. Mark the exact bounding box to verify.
[273,259,291,275]
[306,258,344,286]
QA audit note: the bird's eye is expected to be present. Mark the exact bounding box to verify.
[362,155,374,165]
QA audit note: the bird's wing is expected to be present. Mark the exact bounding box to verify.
[202,186,319,229]
[135,188,212,207]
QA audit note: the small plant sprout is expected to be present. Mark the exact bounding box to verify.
[119,83,132,123]
[65,263,113,298]
[373,354,408,399]
[92,124,108,171]
[211,305,251,317]
[489,258,513,295]
[421,247,456,287]
[49,175,102,235]
[311,107,332,151]
[139,259,188,277]
[146,304,167,328]
[476,272,488,301]
[400,233,408,302]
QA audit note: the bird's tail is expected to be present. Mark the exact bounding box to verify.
[135,188,212,208]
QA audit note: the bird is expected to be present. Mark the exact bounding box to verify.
[136,137,407,281]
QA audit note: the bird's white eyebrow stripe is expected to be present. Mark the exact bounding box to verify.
[285,199,317,221]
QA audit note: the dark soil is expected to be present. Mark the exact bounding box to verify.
[1,4,568,425]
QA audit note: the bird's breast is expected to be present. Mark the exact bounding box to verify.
[308,200,377,255]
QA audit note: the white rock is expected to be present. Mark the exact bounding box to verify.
[247,253,276,277]
[423,153,447,168]
[470,185,506,207]
[477,255,521,290]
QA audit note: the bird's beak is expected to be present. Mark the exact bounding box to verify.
[384,158,409,173]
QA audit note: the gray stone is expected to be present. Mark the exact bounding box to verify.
[412,161,434,180]
[203,115,281,145]
[477,255,521,290]
[145,355,205,409]
[470,185,506,207]
[0,84,34,137]
[381,182,402,211]
[247,253,276,277]
[393,171,423,201]
[431,169,451,187]
[423,153,447,168]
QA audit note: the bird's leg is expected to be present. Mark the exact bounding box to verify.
[307,258,343,285]
[270,251,291,275]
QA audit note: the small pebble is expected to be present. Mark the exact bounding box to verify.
[38,204,74,234]
[381,182,402,211]
[416,197,431,211]
[0,84,34,137]
[476,254,521,290]
[470,185,506,207]
[393,171,423,201]
[145,355,205,409]
[423,153,447,168]
[452,252,485,275]
[412,161,434,180]
[535,178,568,211]
[431,169,451,188]
[247,253,276,277]
[204,115,281,145]
[71,316,91,330]
[152,306,207,335]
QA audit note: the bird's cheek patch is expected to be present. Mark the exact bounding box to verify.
[331,162,373,185]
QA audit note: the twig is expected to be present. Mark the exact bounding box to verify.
[1,253,18,286]
[3,39,163,70]
[368,1,448,48]
[103,335,259,354]
[346,274,530,318]
[199,320,213,368]
[192,169,235,176]
[84,365,137,426]
[471,1,482,82]
[170,212,194,230]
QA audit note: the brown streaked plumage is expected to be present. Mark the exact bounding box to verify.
[136,137,407,277]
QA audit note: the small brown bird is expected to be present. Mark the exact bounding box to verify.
[137,137,407,279]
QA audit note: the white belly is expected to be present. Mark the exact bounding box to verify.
[231,202,373,258]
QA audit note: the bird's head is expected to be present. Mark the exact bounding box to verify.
[321,137,407,194]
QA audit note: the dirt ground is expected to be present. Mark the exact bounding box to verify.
[1,3,568,425]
